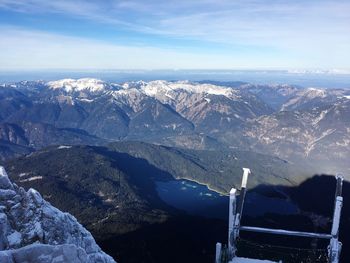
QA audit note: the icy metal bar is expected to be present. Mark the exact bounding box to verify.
[215,242,222,263]
[232,168,251,247]
[236,168,250,220]
[240,226,332,239]
[328,195,343,263]
[335,174,343,197]
[228,188,237,257]
[331,196,343,237]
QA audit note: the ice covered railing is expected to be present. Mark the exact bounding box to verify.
[215,168,343,263]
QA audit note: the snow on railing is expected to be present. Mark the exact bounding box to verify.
[215,169,344,263]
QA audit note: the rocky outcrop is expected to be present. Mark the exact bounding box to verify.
[0,166,116,263]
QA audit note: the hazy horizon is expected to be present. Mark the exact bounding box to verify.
[1,69,350,88]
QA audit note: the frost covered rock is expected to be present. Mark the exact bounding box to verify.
[0,166,116,263]
[0,243,90,263]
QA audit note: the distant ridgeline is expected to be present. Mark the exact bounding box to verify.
[0,79,350,177]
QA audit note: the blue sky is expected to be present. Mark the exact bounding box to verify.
[0,0,349,70]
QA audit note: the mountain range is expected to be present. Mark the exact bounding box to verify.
[1,78,349,177]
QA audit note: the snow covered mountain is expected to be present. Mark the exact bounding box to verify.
[280,87,350,111]
[47,78,119,93]
[0,166,116,263]
[1,78,350,173]
[0,78,273,151]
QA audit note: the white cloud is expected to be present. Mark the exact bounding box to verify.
[0,26,280,70]
[2,0,349,47]
[1,25,349,70]
[0,1,349,69]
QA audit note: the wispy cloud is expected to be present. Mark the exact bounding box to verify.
[2,26,288,70]
[1,0,349,44]
[0,0,349,69]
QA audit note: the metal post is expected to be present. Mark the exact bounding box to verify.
[328,196,343,263]
[328,174,344,263]
[228,188,237,258]
[334,174,343,200]
[215,242,222,263]
[233,168,251,244]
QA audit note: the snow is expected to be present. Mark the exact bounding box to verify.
[57,145,72,149]
[46,79,246,110]
[7,231,21,247]
[312,109,329,125]
[0,166,7,177]
[48,78,107,93]
[140,80,239,99]
[0,243,100,263]
[78,98,94,102]
[343,95,350,99]
[0,166,116,263]
[19,176,43,182]
[303,88,327,98]
[104,198,114,203]
[0,167,13,190]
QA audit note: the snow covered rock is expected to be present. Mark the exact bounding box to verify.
[0,166,116,263]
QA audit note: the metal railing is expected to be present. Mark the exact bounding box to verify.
[215,169,344,263]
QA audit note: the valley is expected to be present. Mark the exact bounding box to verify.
[1,142,348,262]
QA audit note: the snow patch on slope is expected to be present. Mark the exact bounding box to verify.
[19,176,43,182]
[303,88,327,98]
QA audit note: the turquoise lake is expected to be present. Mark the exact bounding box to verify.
[156,179,299,219]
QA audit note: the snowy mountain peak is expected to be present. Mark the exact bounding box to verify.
[0,166,116,263]
[140,80,239,99]
[304,87,327,98]
[48,78,108,93]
